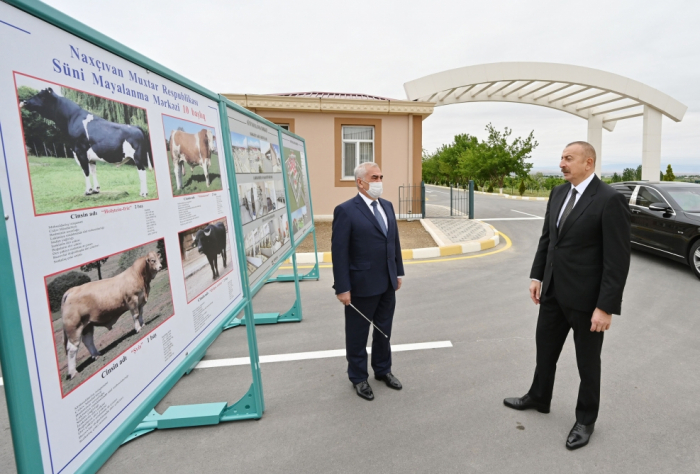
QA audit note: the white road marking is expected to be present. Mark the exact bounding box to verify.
[511,209,543,218]
[194,341,453,370]
[479,217,543,221]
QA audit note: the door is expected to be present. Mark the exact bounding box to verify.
[632,186,684,257]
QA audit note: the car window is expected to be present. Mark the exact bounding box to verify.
[666,188,700,212]
[612,185,635,203]
[635,186,665,207]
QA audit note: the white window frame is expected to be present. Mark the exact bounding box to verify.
[341,125,374,180]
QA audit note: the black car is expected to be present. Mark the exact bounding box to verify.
[611,181,700,279]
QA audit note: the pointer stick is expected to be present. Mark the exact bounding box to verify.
[348,303,389,339]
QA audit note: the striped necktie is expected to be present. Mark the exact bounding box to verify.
[371,201,388,236]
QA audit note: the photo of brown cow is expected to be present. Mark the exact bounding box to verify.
[178,217,233,302]
[45,239,174,397]
[162,115,222,196]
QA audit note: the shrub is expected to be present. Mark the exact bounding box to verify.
[519,180,526,196]
[487,183,494,193]
[47,271,91,312]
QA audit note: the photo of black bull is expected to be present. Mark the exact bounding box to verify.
[193,222,228,279]
[20,87,151,197]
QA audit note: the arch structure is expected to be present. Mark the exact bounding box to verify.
[404,62,687,180]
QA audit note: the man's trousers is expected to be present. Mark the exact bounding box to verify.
[528,286,605,425]
[344,285,396,384]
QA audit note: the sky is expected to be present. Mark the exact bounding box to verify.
[43,0,700,174]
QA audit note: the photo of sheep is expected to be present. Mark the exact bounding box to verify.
[178,217,233,302]
[45,240,173,397]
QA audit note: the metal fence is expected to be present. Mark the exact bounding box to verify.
[398,182,425,220]
[447,182,473,218]
[398,181,474,220]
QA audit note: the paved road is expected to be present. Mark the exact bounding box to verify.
[426,184,548,220]
[2,193,699,473]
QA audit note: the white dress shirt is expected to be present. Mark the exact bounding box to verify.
[556,173,596,227]
[358,192,388,228]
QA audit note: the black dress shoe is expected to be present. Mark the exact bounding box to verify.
[353,381,374,400]
[566,422,594,450]
[503,394,550,413]
[374,372,402,390]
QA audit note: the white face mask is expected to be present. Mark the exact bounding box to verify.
[363,180,383,199]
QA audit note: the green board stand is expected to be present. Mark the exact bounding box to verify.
[0,2,268,472]
[220,98,306,329]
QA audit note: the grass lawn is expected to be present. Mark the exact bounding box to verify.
[168,151,223,196]
[28,156,158,214]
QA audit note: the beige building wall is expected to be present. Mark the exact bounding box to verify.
[223,94,433,217]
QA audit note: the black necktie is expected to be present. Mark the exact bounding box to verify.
[371,201,388,236]
[558,188,578,229]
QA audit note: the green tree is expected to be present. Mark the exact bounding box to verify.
[421,124,537,187]
[81,258,108,280]
[622,167,637,181]
[611,172,621,183]
[663,164,675,181]
[518,180,526,196]
[635,165,642,181]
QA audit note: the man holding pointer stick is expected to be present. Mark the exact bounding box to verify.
[504,141,631,450]
[332,162,405,401]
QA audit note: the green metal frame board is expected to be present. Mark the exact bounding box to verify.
[0,1,264,473]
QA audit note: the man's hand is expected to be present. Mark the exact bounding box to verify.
[337,291,351,306]
[529,280,541,305]
[591,308,612,332]
[396,278,402,291]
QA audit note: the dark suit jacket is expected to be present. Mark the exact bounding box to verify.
[530,175,631,315]
[332,194,405,297]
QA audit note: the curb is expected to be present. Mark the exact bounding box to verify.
[292,224,501,264]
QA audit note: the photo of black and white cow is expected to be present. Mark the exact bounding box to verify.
[16,74,156,215]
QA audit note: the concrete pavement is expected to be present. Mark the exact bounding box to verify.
[1,192,699,473]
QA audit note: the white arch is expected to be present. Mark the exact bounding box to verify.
[404,62,687,179]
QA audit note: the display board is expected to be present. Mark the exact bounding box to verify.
[227,107,292,289]
[0,3,245,472]
[281,130,313,243]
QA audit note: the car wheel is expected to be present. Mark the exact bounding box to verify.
[690,240,700,280]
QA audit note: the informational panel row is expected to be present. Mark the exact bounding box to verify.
[0,3,254,472]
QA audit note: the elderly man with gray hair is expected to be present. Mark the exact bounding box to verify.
[331,162,405,401]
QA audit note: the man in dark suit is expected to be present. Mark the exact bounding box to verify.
[332,162,405,401]
[504,141,631,449]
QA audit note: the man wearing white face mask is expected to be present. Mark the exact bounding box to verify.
[332,162,405,401]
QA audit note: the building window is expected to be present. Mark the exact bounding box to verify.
[342,126,374,179]
[278,124,290,130]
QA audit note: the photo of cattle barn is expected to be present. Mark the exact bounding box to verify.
[178,217,233,302]
[162,115,222,196]
[44,239,173,396]
[16,73,157,215]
